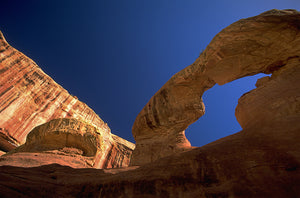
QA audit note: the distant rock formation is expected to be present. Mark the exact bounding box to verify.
[0,9,299,198]
[0,31,134,168]
[130,9,300,165]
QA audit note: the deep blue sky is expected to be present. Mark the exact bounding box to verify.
[1,1,299,146]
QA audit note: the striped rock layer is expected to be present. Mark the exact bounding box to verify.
[0,31,134,168]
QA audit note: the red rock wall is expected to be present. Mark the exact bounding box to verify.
[0,31,108,148]
[102,134,135,168]
[0,31,134,168]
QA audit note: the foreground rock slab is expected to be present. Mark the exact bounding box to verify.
[0,122,299,197]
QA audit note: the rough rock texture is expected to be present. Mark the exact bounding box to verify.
[131,9,300,165]
[0,30,102,147]
[0,9,299,197]
[0,31,134,168]
[0,122,299,198]
[0,118,134,168]
[236,58,300,130]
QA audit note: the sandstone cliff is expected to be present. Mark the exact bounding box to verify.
[0,31,134,168]
[0,9,299,198]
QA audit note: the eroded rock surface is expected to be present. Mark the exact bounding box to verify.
[0,118,135,168]
[0,9,299,198]
[131,9,300,165]
[236,58,300,130]
[0,31,134,168]
[0,31,110,150]
[0,121,299,197]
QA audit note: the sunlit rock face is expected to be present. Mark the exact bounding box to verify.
[0,30,110,151]
[0,31,134,168]
[131,9,300,166]
[0,118,135,168]
[0,9,299,198]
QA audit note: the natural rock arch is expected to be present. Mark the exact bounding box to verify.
[130,9,300,166]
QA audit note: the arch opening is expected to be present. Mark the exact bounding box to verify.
[186,73,271,147]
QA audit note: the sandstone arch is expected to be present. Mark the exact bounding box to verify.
[130,9,300,166]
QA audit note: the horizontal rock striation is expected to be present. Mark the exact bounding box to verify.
[131,9,300,165]
[0,31,134,168]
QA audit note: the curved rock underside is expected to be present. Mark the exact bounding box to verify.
[131,9,300,165]
[0,31,134,168]
[0,9,299,197]
[0,118,134,168]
